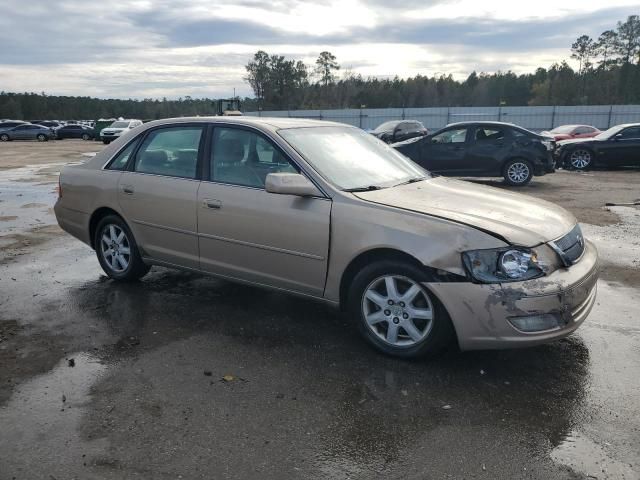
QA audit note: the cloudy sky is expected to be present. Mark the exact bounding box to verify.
[0,0,637,99]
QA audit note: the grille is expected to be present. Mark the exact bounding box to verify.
[551,224,585,266]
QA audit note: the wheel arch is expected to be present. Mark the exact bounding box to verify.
[89,207,127,249]
[338,247,464,311]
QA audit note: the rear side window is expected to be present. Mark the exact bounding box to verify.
[475,128,505,142]
[107,141,139,171]
[134,126,203,179]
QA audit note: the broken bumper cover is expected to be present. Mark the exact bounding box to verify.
[427,240,598,350]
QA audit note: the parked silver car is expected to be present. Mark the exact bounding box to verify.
[0,124,54,142]
[55,117,598,358]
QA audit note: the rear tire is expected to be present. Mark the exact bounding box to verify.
[95,215,150,281]
[503,158,533,186]
[347,260,455,358]
[81,133,91,141]
[36,134,47,142]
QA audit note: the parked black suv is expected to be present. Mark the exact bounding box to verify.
[393,121,555,186]
[371,120,428,144]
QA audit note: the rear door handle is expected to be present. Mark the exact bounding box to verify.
[203,199,222,210]
[122,185,134,195]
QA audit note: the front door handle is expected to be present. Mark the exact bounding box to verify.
[122,185,134,195]
[203,199,222,210]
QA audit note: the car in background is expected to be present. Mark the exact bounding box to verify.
[54,116,597,358]
[55,124,95,140]
[0,120,28,132]
[100,119,143,144]
[541,125,600,141]
[392,121,555,186]
[33,120,63,129]
[0,124,54,142]
[372,120,428,144]
[555,123,640,170]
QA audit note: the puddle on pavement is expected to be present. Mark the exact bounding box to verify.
[0,164,64,243]
[551,431,637,479]
[0,352,110,477]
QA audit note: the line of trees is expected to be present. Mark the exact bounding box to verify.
[245,15,640,110]
[1,15,638,120]
[0,93,240,121]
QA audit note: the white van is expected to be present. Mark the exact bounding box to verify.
[100,119,143,144]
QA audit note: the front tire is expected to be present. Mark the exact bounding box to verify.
[95,215,150,281]
[81,133,91,141]
[503,159,533,186]
[102,139,110,145]
[567,148,593,170]
[347,260,454,358]
[36,134,47,142]
[0,134,9,142]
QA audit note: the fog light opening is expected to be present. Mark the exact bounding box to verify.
[507,313,561,333]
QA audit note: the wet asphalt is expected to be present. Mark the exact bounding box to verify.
[1,158,639,480]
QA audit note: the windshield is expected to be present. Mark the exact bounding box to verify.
[550,125,575,134]
[110,121,130,128]
[594,125,624,140]
[372,121,399,133]
[279,126,428,190]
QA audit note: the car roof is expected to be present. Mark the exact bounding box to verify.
[142,116,347,131]
[445,121,515,128]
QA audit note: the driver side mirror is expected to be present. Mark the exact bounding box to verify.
[614,133,623,140]
[265,173,321,197]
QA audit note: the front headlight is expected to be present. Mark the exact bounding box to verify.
[541,140,554,151]
[462,248,544,283]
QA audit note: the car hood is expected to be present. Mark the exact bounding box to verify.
[557,137,597,147]
[353,176,576,246]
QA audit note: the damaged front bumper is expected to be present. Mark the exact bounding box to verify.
[427,240,598,350]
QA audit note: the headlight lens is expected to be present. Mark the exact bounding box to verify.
[541,140,554,151]
[462,248,544,283]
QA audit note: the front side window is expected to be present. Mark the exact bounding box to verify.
[211,127,297,188]
[432,128,467,144]
[618,127,640,140]
[278,126,426,191]
[134,126,203,178]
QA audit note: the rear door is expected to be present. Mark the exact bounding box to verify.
[197,125,331,296]
[464,126,510,175]
[117,124,204,269]
[419,127,469,174]
[11,125,30,139]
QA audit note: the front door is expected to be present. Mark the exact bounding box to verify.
[117,125,205,269]
[197,126,331,296]
[420,127,469,174]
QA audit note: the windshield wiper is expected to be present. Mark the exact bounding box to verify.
[343,185,385,192]
[392,176,428,188]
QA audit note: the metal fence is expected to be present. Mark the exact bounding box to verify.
[245,105,640,132]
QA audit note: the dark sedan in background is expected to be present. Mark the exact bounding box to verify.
[0,124,54,142]
[393,121,555,186]
[55,124,95,140]
[556,123,640,169]
[371,120,428,143]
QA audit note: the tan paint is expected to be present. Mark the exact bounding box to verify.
[55,116,599,350]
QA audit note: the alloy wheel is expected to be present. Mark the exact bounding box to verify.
[361,275,434,346]
[100,224,131,273]
[37,134,46,142]
[507,162,530,184]
[0,134,9,142]
[570,149,592,169]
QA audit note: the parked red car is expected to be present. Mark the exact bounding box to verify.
[541,125,600,141]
